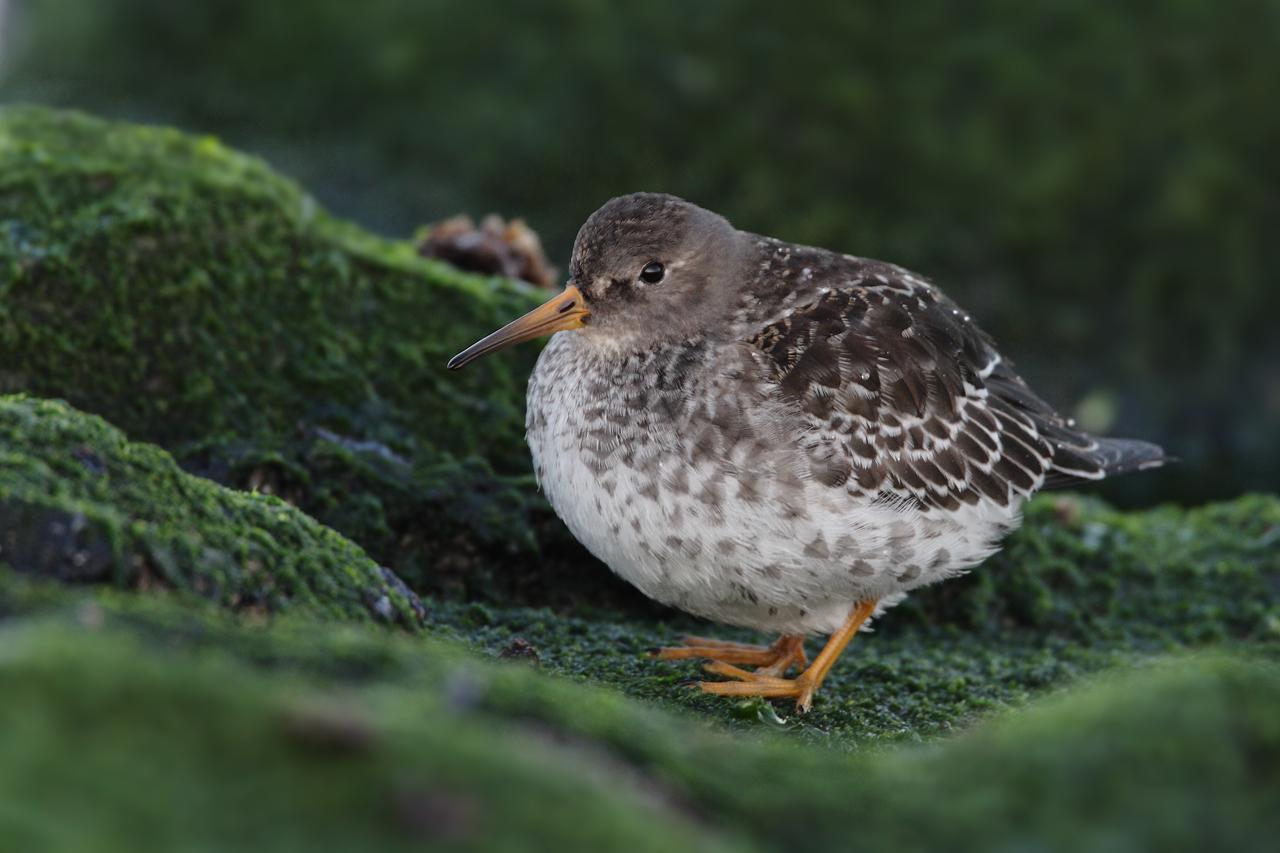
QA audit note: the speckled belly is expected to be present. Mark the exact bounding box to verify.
[525,334,1020,635]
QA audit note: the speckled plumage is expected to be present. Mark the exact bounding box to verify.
[522,194,1167,636]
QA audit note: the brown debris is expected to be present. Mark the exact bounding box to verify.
[497,637,540,666]
[418,214,558,288]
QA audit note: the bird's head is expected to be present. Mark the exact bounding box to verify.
[447,193,744,369]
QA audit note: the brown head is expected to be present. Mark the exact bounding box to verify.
[447,193,746,369]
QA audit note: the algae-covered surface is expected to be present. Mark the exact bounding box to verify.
[1,571,1278,852]
[2,106,1279,849]
[0,104,579,607]
[0,395,423,627]
[419,492,1280,742]
[1,393,1277,850]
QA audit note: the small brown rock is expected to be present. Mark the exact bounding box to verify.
[418,214,558,287]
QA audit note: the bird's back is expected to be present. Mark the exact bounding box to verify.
[728,235,1169,510]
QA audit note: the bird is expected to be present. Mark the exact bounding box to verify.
[447,193,1168,712]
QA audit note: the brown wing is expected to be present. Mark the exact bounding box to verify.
[747,268,1160,512]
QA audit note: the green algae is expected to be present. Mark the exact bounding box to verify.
[0,395,423,627]
[899,492,1280,640]
[0,571,1277,852]
[0,104,584,606]
[0,105,534,461]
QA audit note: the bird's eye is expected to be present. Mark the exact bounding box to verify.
[639,261,665,284]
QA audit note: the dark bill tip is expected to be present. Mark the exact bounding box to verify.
[446,285,588,371]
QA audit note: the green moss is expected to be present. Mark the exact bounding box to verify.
[0,105,535,461]
[0,572,1277,851]
[0,104,620,606]
[0,395,423,627]
[0,102,1277,845]
[900,492,1280,641]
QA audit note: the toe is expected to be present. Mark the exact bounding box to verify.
[698,680,803,699]
[702,661,794,683]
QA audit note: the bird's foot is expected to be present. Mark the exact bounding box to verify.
[649,634,807,676]
[691,599,881,714]
[697,662,819,713]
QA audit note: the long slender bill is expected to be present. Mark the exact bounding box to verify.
[447,285,589,370]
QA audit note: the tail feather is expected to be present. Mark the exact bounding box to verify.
[1044,436,1171,489]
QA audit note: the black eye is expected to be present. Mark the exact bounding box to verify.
[639,261,665,284]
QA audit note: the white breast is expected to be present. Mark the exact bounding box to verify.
[525,333,1023,635]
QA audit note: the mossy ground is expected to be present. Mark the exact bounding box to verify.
[418,492,1280,741]
[1,571,1278,852]
[1,394,1275,848]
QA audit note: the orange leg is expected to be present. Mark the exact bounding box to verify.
[697,599,879,713]
[649,634,808,676]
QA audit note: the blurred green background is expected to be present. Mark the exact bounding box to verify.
[2,0,1277,505]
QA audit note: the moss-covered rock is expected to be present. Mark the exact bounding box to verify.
[0,395,423,627]
[0,104,636,607]
[1,86,1276,853]
[899,492,1280,641]
[0,106,534,462]
[0,571,1277,852]
[0,390,1273,846]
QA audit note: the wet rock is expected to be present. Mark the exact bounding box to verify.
[0,395,426,627]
